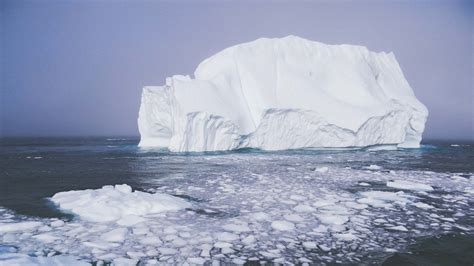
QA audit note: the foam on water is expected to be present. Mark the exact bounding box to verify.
[0,152,473,265]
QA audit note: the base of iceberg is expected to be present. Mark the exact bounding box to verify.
[138,36,428,152]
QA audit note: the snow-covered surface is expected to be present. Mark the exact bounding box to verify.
[0,253,88,266]
[386,180,434,191]
[50,184,191,223]
[138,36,428,151]
[1,153,472,265]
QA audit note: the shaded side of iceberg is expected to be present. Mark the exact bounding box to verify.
[138,36,428,152]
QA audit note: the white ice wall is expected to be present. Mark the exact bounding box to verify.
[138,36,428,152]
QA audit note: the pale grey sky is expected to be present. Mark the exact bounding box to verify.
[1,0,473,140]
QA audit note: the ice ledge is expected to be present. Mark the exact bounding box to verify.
[140,107,422,152]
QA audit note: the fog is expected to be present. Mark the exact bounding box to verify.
[1,0,472,140]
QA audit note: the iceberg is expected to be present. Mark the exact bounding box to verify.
[138,36,428,152]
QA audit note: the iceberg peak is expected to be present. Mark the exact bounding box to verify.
[138,36,427,151]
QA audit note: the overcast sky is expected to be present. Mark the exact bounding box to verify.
[1,0,472,140]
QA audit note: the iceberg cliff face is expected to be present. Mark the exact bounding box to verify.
[138,36,428,152]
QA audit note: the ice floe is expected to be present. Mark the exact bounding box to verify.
[50,184,191,223]
[0,153,472,264]
[386,180,434,191]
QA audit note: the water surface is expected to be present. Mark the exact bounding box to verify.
[0,137,473,265]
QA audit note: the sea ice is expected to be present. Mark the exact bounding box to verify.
[50,184,191,223]
[216,232,239,242]
[316,214,349,225]
[271,220,295,231]
[302,241,317,249]
[0,221,42,233]
[0,153,472,265]
[386,180,434,191]
[315,167,329,173]
[100,228,128,242]
[366,164,382,170]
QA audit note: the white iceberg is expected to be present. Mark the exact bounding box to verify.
[138,36,428,152]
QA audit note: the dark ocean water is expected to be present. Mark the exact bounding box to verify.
[0,137,473,265]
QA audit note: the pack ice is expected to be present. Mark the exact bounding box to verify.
[138,36,428,152]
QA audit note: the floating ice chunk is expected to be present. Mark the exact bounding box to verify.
[32,234,59,243]
[413,202,434,209]
[50,220,64,227]
[222,223,251,232]
[241,235,256,245]
[387,180,433,191]
[289,195,307,201]
[214,242,233,248]
[441,217,455,222]
[271,220,295,231]
[313,224,328,233]
[221,247,235,254]
[319,204,350,215]
[334,233,357,241]
[140,236,162,246]
[163,227,178,234]
[232,258,246,265]
[344,201,368,210]
[0,221,42,233]
[126,251,146,259]
[0,253,89,265]
[259,251,281,258]
[313,199,338,208]
[132,226,149,235]
[294,204,315,212]
[366,165,382,170]
[179,231,192,238]
[315,167,329,173]
[358,191,410,208]
[216,232,239,242]
[302,241,317,249]
[187,257,207,265]
[358,182,371,187]
[318,244,331,252]
[157,248,178,255]
[113,257,139,266]
[50,184,191,223]
[451,175,466,181]
[83,241,119,250]
[101,228,128,242]
[172,237,187,247]
[316,214,349,225]
[284,214,304,222]
[464,188,474,194]
[387,225,409,232]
